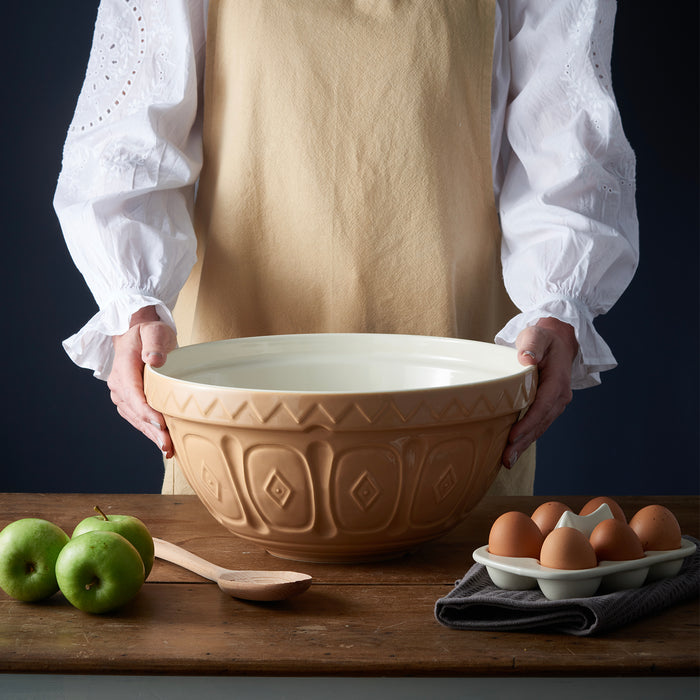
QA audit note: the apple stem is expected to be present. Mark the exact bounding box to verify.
[94,505,109,521]
[85,576,99,591]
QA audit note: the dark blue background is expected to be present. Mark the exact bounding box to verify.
[3,3,697,495]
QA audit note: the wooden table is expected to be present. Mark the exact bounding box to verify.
[1,493,698,694]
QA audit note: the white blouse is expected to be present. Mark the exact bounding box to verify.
[54,0,639,389]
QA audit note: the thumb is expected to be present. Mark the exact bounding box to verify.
[139,322,177,367]
[515,326,544,366]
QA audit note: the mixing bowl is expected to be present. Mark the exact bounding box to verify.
[144,333,536,562]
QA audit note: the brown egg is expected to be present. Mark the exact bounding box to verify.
[488,511,544,559]
[580,496,627,522]
[531,501,572,537]
[540,527,598,570]
[589,518,644,562]
[629,505,682,551]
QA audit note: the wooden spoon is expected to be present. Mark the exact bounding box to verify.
[153,538,312,601]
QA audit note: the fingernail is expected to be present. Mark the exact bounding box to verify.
[506,452,519,470]
[522,350,536,361]
[146,352,164,365]
[150,419,163,430]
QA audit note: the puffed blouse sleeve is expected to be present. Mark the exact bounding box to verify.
[494,0,639,388]
[53,0,207,380]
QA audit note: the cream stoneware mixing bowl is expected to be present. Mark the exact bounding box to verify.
[144,333,537,563]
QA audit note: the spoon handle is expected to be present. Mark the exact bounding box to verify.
[153,538,228,582]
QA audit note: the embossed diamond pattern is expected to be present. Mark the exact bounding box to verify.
[351,471,381,511]
[433,464,458,504]
[265,470,293,509]
[201,462,221,501]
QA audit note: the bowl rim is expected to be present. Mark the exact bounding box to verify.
[144,332,536,398]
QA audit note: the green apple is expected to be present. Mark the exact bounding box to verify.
[72,506,154,578]
[55,530,145,613]
[0,518,70,602]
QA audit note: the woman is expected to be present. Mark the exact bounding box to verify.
[54,0,638,494]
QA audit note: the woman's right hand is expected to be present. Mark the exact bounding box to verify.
[107,306,177,458]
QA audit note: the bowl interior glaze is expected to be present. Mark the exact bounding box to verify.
[152,333,531,392]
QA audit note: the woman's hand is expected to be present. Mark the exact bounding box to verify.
[502,317,579,469]
[107,306,177,458]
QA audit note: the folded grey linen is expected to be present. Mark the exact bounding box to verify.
[435,536,700,636]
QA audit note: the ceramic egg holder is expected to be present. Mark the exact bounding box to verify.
[473,505,696,600]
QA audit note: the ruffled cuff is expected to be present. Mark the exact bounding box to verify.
[62,292,177,381]
[494,296,616,390]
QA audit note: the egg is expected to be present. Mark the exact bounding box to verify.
[539,527,598,570]
[488,511,544,559]
[531,501,572,537]
[589,518,644,562]
[629,504,682,551]
[579,496,627,522]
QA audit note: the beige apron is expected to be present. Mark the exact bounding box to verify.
[164,0,535,496]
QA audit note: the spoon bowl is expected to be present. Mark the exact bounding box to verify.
[153,538,312,601]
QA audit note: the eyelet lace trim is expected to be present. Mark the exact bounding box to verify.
[562,0,636,192]
[67,0,171,136]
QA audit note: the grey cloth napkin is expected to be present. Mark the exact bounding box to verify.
[435,536,700,636]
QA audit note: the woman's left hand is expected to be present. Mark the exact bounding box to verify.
[502,317,579,469]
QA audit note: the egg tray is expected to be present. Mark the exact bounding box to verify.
[473,537,696,601]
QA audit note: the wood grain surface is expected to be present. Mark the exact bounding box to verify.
[1,493,697,677]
